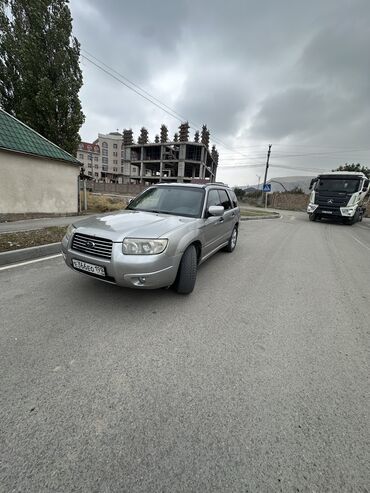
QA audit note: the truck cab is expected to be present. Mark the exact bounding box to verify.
[307,171,370,224]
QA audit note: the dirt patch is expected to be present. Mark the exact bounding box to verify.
[240,209,278,217]
[83,193,129,213]
[0,226,67,252]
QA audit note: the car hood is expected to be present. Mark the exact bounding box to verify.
[73,210,195,241]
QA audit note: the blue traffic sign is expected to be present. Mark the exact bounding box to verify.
[263,184,272,192]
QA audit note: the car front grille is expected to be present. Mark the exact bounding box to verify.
[72,233,113,260]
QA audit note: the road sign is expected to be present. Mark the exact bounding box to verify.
[263,184,272,192]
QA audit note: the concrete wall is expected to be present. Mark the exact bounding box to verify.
[268,192,309,211]
[267,192,370,217]
[0,150,79,216]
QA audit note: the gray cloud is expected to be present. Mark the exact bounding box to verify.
[70,0,370,185]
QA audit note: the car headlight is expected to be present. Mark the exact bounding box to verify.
[65,224,76,240]
[122,238,168,255]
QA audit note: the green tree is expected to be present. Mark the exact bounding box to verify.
[234,187,245,200]
[334,163,370,178]
[0,0,84,155]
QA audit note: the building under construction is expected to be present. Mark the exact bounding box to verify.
[120,123,219,184]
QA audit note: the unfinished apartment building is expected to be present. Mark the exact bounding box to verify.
[121,123,219,184]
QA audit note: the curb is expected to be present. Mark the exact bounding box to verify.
[0,243,61,267]
[240,214,280,221]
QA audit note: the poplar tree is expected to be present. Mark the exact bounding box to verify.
[0,0,84,154]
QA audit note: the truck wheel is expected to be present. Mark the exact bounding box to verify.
[224,226,238,252]
[174,245,197,294]
[348,209,360,225]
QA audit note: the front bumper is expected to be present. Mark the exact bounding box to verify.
[61,236,181,289]
[307,203,357,218]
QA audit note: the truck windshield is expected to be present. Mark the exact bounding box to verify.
[317,178,360,193]
[127,186,205,218]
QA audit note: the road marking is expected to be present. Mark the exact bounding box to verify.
[0,254,62,271]
[351,235,370,252]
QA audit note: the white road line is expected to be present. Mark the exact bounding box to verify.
[351,235,370,252]
[0,254,62,271]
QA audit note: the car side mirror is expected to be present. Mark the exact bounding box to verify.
[309,178,317,190]
[208,205,224,217]
[362,179,369,191]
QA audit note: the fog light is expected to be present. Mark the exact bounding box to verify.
[138,277,146,284]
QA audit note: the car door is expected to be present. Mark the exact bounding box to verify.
[217,189,236,242]
[200,188,230,258]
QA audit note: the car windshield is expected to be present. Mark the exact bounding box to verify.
[127,186,205,218]
[317,178,360,193]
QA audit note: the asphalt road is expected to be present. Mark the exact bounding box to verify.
[1,211,369,492]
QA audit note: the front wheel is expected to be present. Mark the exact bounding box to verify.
[174,245,198,294]
[224,226,238,252]
[347,209,360,225]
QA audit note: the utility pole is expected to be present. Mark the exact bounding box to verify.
[256,174,261,191]
[262,144,272,207]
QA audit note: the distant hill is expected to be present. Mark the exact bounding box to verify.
[238,176,315,194]
[267,176,315,193]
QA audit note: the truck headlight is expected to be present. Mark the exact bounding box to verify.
[64,224,76,240]
[340,207,356,217]
[122,238,168,255]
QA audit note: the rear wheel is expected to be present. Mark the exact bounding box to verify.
[174,245,197,294]
[224,226,238,252]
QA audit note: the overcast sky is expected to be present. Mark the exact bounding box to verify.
[69,0,370,186]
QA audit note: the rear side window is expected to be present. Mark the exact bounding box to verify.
[218,189,232,210]
[228,190,238,208]
[207,189,222,208]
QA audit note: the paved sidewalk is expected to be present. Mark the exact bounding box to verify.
[0,215,92,234]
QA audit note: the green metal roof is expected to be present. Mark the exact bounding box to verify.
[0,109,80,165]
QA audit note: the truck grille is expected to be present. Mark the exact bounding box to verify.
[315,193,349,212]
[72,233,113,260]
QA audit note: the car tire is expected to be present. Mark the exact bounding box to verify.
[224,226,238,252]
[175,245,198,294]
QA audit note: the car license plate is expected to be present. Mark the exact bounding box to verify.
[322,210,333,214]
[72,259,105,277]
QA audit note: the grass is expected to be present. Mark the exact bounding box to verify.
[85,193,127,213]
[0,226,67,253]
[240,209,278,217]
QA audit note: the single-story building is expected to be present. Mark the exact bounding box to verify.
[0,108,81,221]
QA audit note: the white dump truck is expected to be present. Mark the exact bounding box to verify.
[307,171,370,224]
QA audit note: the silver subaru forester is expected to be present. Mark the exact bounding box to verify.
[61,183,240,294]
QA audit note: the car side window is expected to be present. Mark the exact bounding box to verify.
[218,189,232,210]
[207,189,222,208]
[228,190,238,208]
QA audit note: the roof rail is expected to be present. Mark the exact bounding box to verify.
[205,181,228,187]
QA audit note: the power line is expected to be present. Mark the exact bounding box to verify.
[80,50,369,167]
[80,50,255,160]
